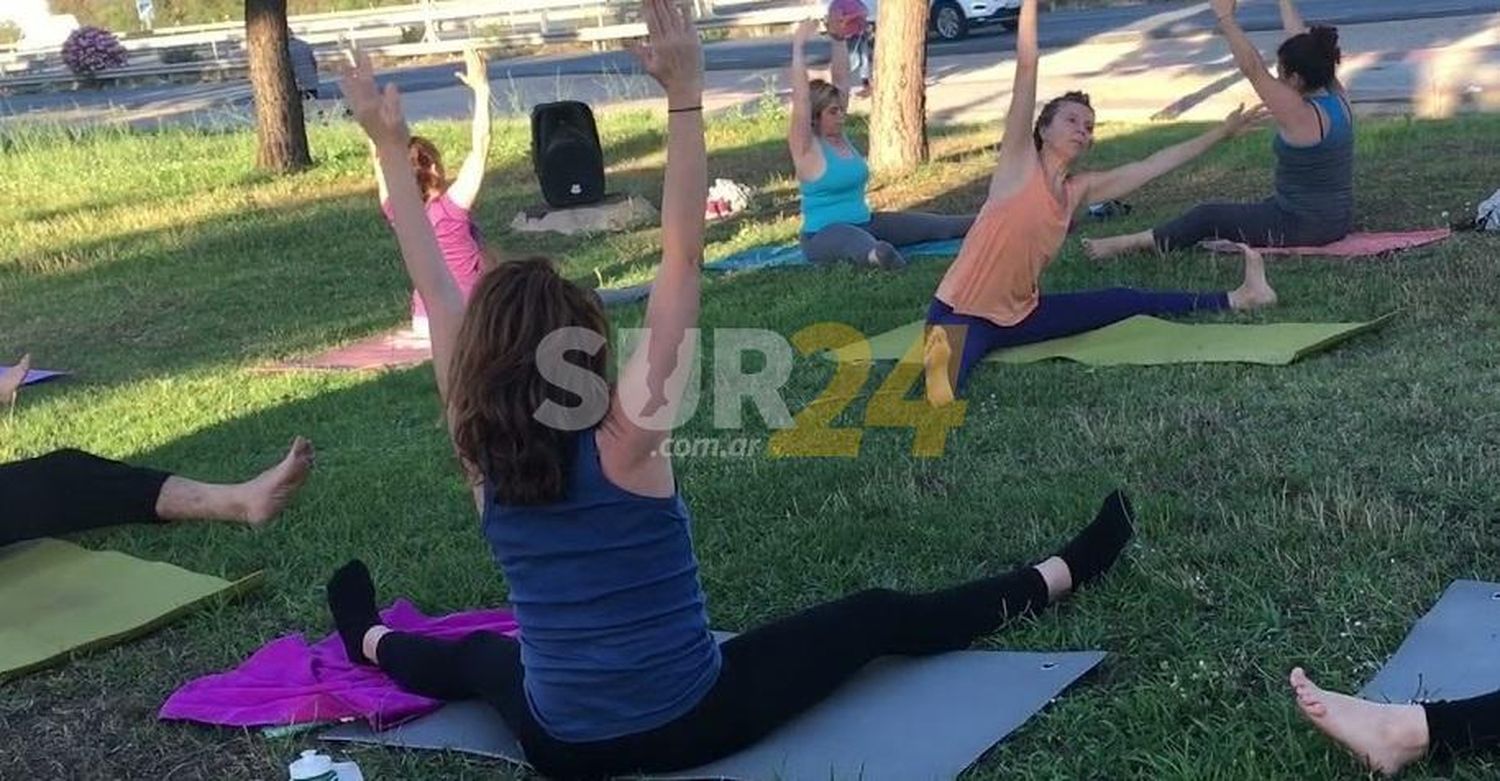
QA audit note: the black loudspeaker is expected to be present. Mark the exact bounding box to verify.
[531,100,606,208]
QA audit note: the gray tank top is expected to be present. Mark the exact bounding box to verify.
[1272,92,1354,224]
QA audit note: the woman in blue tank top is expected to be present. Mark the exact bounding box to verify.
[788,12,976,270]
[1085,0,1355,259]
[324,6,1134,778]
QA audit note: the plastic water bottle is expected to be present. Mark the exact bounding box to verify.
[288,749,339,781]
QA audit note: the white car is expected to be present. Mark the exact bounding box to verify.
[861,0,1023,42]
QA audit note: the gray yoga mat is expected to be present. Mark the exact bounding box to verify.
[322,647,1106,780]
[1359,579,1500,704]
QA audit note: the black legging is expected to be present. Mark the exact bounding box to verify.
[376,567,1050,780]
[1152,198,1350,251]
[0,449,169,547]
[1426,691,1500,758]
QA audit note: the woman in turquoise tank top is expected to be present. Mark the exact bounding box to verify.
[788,12,976,270]
[1086,0,1355,259]
[324,6,1135,778]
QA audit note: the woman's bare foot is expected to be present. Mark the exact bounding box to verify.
[0,353,32,405]
[156,437,316,526]
[1082,231,1154,261]
[1227,243,1278,310]
[239,437,316,527]
[922,325,959,407]
[1289,667,1429,776]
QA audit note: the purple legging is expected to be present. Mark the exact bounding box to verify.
[926,287,1231,392]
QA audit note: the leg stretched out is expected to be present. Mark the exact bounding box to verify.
[328,491,1137,779]
[0,439,314,547]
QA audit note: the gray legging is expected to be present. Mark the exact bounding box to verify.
[800,211,976,268]
[1152,198,1350,251]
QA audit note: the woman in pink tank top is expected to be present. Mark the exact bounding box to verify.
[372,47,494,337]
[922,0,1282,406]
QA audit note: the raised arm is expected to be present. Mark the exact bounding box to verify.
[368,139,390,205]
[1278,0,1306,35]
[988,0,1041,199]
[1210,0,1322,142]
[826,12,852,109]
[1080,104,1267,203]
[608,0,707,470]
[444,47,492,211]
[342,50,465,406]
[787,19,819,168]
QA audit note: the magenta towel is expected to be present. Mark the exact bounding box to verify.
[158,600,518,730]
[1202,229,1452,257]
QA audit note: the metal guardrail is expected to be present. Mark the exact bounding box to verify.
[0,3,809,92]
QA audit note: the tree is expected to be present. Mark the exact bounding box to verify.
[868,0,927,173]
[246,0,311,173]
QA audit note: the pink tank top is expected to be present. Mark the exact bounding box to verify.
[934,164,1082,326]
[381,194,486,319]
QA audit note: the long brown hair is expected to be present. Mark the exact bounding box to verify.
[408,136,446,201]
[447,257,613,505]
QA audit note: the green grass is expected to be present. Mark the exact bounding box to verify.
[2,107,1499,779]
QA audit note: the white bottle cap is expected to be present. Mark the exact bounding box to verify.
[289,749,334,779]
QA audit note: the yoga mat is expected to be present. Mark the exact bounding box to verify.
[0,366,68,386]
[1201,229,1451,258]
[0,539,263,682]
[256,286,651,373]
[322,644,1106,780]
[1359,580,1500,704]
[256,328,433,373]
[828,313,1395,367]
[707,238,964,273]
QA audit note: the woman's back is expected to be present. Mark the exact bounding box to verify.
[1273,92,1354,223]
[482,428,721,742]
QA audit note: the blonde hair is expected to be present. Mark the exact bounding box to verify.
[808,79,843,128]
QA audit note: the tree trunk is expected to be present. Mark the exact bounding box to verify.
[246,0,311,173]
[868,0,927,174]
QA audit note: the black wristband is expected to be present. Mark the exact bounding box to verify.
[669,105,702,114]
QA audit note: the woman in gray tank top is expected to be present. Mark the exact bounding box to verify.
[1084,0,1355,260]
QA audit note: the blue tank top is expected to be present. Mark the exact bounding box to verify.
[481,429,721,742]
[1273,92,1354,222]
[799,137,872,234]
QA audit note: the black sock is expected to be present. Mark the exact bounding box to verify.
[1055,489,1135,589]
[327,559,382,665]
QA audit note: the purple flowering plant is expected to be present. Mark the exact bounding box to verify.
[62,26,129,76]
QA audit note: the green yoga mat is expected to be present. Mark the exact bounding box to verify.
[0,539,263,682]
[827,314,1395,367]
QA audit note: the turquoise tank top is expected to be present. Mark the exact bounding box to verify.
[799,137,872,233]
[481,429,721,742]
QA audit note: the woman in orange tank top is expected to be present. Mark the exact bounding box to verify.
[923,0,1280,406]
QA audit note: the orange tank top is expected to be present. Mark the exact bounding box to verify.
[934,164,1082,326]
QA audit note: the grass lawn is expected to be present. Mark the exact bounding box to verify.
[2,105,1498,779]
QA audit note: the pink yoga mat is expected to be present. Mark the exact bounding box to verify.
[256,328,432,373]
[1202,229,1452,258]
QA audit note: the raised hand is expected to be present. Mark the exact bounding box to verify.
[629,0,704,106]
[1222,102,1271,136]
[793,18,820,47]
[340,47,408,149]
[1210,0,1237,20]
[455,46,489,93]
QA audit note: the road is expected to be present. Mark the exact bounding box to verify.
[1,0,1496,124]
